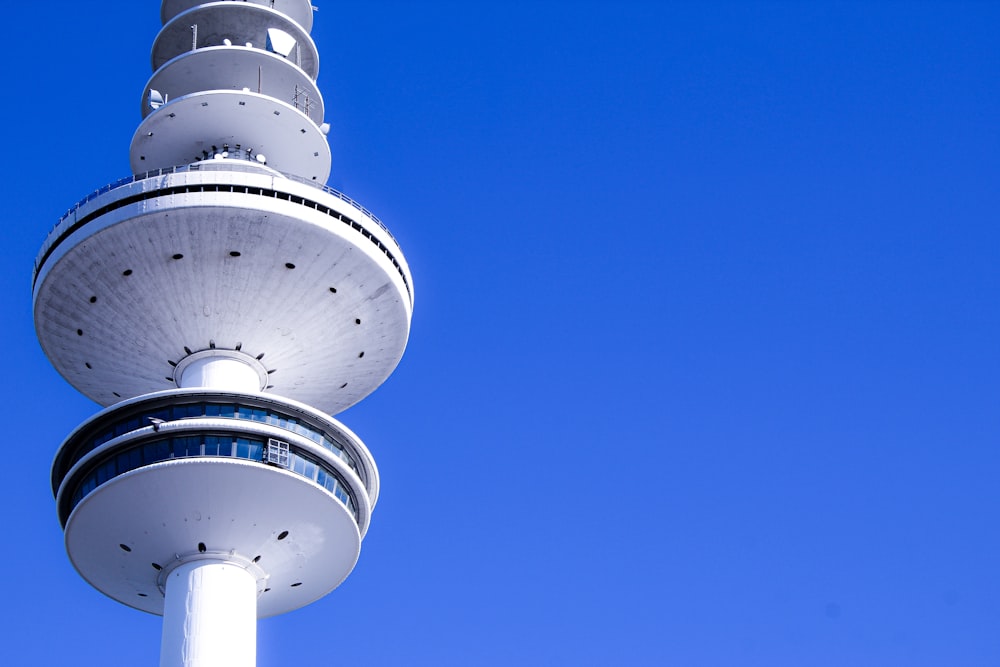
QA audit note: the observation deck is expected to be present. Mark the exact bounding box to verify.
[53,388,376,616]
[33,161,412,414]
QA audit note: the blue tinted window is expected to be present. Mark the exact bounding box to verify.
[145,441,170,464]
[236,438,251,459]
[204,436,221,456]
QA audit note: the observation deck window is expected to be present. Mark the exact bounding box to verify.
[58,400,362,483]
[65,434,358,524]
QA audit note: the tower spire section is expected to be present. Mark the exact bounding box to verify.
[135,0,330,180]
[32,2,413,666]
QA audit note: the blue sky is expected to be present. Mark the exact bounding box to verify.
[3,1,999,665]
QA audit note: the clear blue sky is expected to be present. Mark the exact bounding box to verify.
[3,1,999,665]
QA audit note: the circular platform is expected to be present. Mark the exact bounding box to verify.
[33,165,412,414]
[50,387,380,517]
[154,2,318,77]
[64,459,361,617]
[131,90,330,181]
[143,46,323,124]
[162,0,315,32]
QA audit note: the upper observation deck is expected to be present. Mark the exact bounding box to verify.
[33,161,412,414]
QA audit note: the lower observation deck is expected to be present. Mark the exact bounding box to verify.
[33,161,412,414]
[65,459,363,617]
[52,388,379,529]
[54,388,378,618]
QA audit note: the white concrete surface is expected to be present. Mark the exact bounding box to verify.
[160,559,257,667]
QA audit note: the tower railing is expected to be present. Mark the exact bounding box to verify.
[34,163,398,276]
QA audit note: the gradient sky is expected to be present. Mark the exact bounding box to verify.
[3,1,999,666]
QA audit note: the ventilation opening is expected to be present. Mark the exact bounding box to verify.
[119,544,132,552]
[277,530,289,541]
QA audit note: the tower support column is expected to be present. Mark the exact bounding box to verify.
[160,559,258,667]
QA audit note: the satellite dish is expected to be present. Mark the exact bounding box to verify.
[148,89,164,110]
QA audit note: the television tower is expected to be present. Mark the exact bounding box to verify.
[32,2,412,666]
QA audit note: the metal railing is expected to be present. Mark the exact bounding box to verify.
[35,161,398,276]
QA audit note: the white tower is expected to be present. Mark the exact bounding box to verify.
[32,2,412,666]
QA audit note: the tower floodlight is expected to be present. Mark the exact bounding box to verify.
[32,2,413,666]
